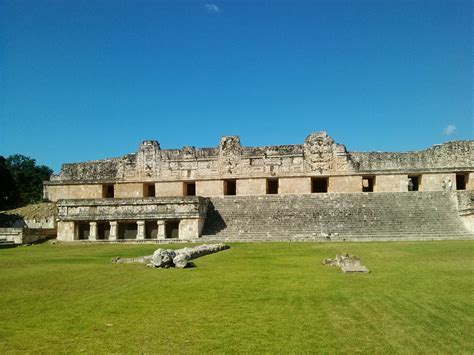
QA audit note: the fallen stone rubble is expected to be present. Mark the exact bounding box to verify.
[112,243,230,269]
[322,254,370,273]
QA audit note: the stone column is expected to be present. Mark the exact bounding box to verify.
[137,220,145,240]
[57,221,75,241]
[109,221,117,241]
[179,219,199,239]
[89,222,98,241]
[157,220,165,239]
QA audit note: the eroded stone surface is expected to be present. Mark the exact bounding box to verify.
[47,132,473,183]
[150,248,176,268]
[112,243,230,268]
[323,254,370,273]
[44,131,473,242]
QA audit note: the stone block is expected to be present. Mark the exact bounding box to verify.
[45,184,102,201]
[237,179,266,195]
[421,173,456,191]
[57,221,75,241]
[328,176,362,193]
[341,265,370,273]
[375,175,408,192]
[279,177,311,194]
[196,180,224,197]
[115,183,145,198]
[155,182,184,197]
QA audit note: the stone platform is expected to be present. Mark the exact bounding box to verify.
[200,191,473,241]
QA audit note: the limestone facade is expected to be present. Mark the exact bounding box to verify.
[56,197,208,241]
[45,132,473,241]
[45,132,473,199]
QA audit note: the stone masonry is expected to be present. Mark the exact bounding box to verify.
[44,132,473,242]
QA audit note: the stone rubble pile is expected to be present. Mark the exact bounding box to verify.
[112,243,230,269]
[322,253,369,273]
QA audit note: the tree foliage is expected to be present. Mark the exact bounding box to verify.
[0,154,53,210]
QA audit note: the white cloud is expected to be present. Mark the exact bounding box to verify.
[205,3,220,13]
[442,124,456,136]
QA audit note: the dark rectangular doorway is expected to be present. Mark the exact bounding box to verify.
[145,221,158,239]
[165,221,180,239]
[118,222,137,239]
[185,182,196,196]
[102,184,114,198]
[362,177,375,192]
[144,183,155,197]
[97,222,110,240]
[267,179,279,194]
[312,178,328,193]
[224,180,236,195]
[456,173,467,190]
[77,222,90,240]
[408,176,420,191]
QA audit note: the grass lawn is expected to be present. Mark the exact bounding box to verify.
[0,241,473,353]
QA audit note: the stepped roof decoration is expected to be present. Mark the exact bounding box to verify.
[48,132,473,183]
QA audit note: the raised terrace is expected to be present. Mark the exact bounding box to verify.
[43,132,474,242]
[201,191,474,241]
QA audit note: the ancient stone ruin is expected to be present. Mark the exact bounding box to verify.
[39,131,473,243]
[112,243,230,268]
[323,254,370,273]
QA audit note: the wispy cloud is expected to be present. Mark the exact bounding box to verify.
[442,124,456,136]
[204,3,220,13]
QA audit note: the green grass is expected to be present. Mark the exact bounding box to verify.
[0,241,473,353]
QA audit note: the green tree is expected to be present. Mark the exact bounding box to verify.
[0,155,53,209]
[0,156,18,209]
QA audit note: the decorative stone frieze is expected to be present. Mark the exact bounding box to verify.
[57,197,209,222]
[48,132,472,184]
[218,136,242,175]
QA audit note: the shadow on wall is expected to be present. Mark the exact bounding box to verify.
[202,202,227,235]
[0,213,26,228]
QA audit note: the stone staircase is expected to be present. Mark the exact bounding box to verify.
[0,236,17,248]
[200,191,474,242]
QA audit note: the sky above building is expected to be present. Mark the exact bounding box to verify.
[1,0,472,173]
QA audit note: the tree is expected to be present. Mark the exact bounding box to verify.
[0,155,53,209]
[0,156,17,210]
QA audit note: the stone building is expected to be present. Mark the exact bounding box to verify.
[44,132,474,242]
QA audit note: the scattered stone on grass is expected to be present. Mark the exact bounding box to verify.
[323,253,370,273]
[112,243,230,269]
[111,255,152,264]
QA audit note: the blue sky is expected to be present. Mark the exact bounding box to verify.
[1,0,472,173]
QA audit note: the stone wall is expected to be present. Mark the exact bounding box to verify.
[57,197,208,222]
[43,132,473,203]
[196,180,224,197]
[0,228,56,244]
[114,183,145,198]
[56,197,209,241]
[155,182,184,197]
[455,191,474,233]
[9,217,55,229]
[0,203,57,229]
[46,132,473,186]
[467,173,474,190]
[353,141,473,172]
[46,184,102,201]
[237,179,267,195]
[421,173,457,191]
[328,176,362,193]
[57,221,75,241]
[374,175,408,193]
[279,177,311,194]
